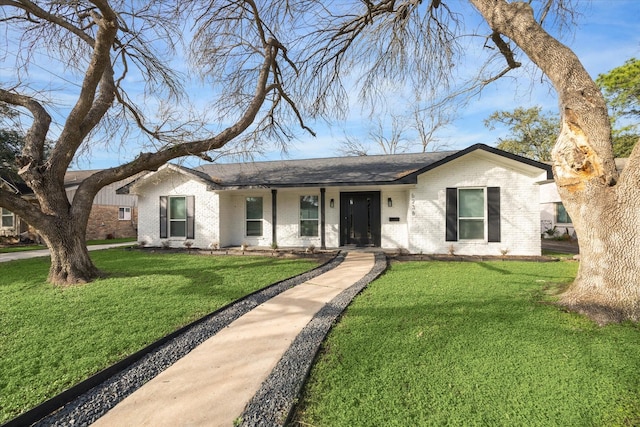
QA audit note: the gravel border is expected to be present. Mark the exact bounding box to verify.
[239,252,388,427]
[6,252,345,427]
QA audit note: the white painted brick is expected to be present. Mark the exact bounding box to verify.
[135,153,545,255]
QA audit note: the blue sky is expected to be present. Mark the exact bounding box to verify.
[2,1,638,170]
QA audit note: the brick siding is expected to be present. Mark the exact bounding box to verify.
[86,205,138,241]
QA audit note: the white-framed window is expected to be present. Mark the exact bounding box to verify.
[299,195,319,237]
[246,196,263,237]
[458,188,485,240]
[556,203,572,224]
[118,207,132,221]
[169,196,187,237]
[1,208,14,228]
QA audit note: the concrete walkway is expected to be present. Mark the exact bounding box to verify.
[0,242,133,263]
[90,251,376,427]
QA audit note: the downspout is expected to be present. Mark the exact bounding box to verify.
[320,188,326,250]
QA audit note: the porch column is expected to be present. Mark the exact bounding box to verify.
[320,187,326,250]
[271,189,277,246]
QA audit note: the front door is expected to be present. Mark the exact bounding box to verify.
[340,192,381,247]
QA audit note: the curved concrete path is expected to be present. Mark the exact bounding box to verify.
[90,251,376,426]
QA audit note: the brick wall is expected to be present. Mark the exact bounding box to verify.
[134,154,546,254]
[408,152,545,256]
[136,169,220,248]
[86,205,138,240]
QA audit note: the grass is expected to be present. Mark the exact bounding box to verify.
[0,249,318,423]
[0,244,47,253]
[294,260,640,427]
[0,237,136,253]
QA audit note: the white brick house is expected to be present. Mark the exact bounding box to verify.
[123,144,551,256]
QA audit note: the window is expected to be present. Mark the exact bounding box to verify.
[458,188,485,240]
[246,197,263,236]
[118,207,132,221]
[159,196,194,239]
[300,195,319,237]
[169,197,187,237]
[556,203,571,224]
[446,187,500,242]
[1,208,14,228]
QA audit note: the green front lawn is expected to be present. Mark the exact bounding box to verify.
[295,260,640,427]
[0,249,318,423]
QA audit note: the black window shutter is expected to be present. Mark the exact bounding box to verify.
[159,196,168,238]
[487,187,501,242]
[445,188,458,242]
[186,196,195,239]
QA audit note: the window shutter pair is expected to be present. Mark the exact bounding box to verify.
[159,196,195,239]
[445,187,500,242]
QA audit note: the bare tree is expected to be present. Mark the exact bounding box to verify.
[337,114,409,156]
[411,104,452,152]
[337,135,370,157]
[0,0,309,284]
[337,104,451,156]
[299,0,638,324]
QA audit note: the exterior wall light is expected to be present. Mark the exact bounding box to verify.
[387,197,393,207]
[330,198,335,208]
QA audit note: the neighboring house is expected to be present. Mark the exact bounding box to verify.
[122,144,551,256]
[539,158,627,239]
[0,172,33,239]
[65,170,139,240]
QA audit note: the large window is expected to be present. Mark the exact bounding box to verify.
[446,187,500,243]
[169,197,187,237]
[246,197,263,236]
[458,188,485,240]
[556,203,572,224]
[2,208,14,228]
[300,195,319,237]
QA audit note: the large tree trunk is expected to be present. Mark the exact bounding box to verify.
[471,0,640,323]
[555,127,640,324]
[39,218,100,285]
[561,201,640,324]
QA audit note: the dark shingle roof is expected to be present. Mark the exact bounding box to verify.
[193,144,552,188]
[194,150,458,188]
[119,144,552,193]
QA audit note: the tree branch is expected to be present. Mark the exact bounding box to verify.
[0,88,51,173]
[71,23,282,217]
[51,1,118,175]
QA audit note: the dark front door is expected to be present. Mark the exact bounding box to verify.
[340,192,381,247]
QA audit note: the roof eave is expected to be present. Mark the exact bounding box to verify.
[401,144,553,180]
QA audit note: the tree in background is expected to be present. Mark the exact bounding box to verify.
[338,104,451,156]
[597,58,640,118]
[596,58,640,157]
[484,106,558,161]
[0,103,25,176]
[338,115,409,156]
[611,132,638,158]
